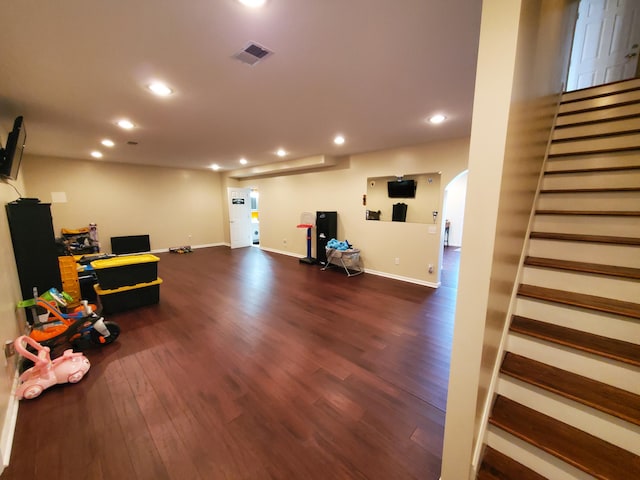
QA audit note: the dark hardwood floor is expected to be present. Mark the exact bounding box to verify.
[2,246,460,480]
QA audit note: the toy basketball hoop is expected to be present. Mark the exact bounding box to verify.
[297,212,316,265]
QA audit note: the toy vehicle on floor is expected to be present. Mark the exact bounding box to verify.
[14,335,90,400]
[18,288,120,358]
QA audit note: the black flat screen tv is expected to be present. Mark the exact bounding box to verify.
[111,234,151,255]
[387,179,416,198]
[0,116,26,181]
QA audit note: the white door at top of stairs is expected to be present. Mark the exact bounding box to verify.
[567,0,640,91]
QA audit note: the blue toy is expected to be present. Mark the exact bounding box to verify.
[326,238,352,250]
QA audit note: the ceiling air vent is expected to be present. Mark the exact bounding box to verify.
[232,42,274,66]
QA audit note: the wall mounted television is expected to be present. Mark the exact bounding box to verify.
[0,116,27,181]
[387,179,416,198]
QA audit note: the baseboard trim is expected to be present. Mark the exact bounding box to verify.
[0,371,20,475]
[192,243,226,250]
[259,246,302,259]
[364,268,440,288]
[150,242,226,254]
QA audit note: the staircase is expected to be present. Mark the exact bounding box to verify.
[477,78,640,479]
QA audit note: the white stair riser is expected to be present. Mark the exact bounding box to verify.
[496,377,640,455]
[553,117,640,141]
[506,334,640,394]
[521,266,639,302]
[541,169,640,189]
[532,211,640,236]
[545,151,640,172]
[527,239,640,268]
[514,297,639,343]
[558,89,640,115]
[536,194,640,212]
[485,428,599,480]
[549,133,640,156]
[556,102,640,127]
[561,79,640,103]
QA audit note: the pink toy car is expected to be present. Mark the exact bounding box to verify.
[14,335,90,400]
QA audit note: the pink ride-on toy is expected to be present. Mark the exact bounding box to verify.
[14,335,90,400]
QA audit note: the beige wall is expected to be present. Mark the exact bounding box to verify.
[366,173,441,224]
[22,155,226,252]
[441,1,577,479]
[0,115,29,466]
[0,178,27,467]
[228,138,468,285]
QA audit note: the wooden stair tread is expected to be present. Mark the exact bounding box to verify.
[552,129,640,143]
[556,98,640,117]
[524,256,640,279]
[501,352,640,426]
[536,209,640,216]
[545,165,640,175]
[489,396,640,479]
[548,146,640,158]
[517,284,640,319]
[561,80,640,103]
[510,316,640,367]
[554,113,640,129]
[477,446,547,480]
[539,187,640,193]
[530,231,640,245]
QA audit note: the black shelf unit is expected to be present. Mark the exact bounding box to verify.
[6,201,62,300]
[316,211,337,265]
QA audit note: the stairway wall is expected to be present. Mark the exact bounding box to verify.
[441,1,578,478]
[477,79,640,479]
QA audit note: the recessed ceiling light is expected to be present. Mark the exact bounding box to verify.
[147,82,173,97]
[239,158,248,165]
[101,139,115,147]
[210,164,221,171]
[117,119,135,129]
[238,0,266,7]
[333,135,345,145]
[91,151,103,159]
[429,114,447,124]
[276,148,287,157]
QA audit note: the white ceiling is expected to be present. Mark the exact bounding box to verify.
[0,0,482,173]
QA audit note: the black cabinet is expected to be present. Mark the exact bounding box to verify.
[6,201,62,300]
[316,211,337,265]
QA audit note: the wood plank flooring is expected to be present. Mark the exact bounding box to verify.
[2,246,460,480]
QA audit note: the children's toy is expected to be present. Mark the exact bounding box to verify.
[59,225,100,255]
[18,288,120,356]
[14,335,90,400]
[169,245,192,254]
[326,238,352,250]
[296,212,316,265]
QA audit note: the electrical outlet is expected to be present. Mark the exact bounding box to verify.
[395,257,400,265]
[4,340,15,358]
